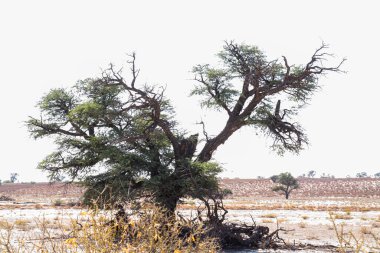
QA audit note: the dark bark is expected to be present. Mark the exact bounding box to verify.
[197,120,243,162]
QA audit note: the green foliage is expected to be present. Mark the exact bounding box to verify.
[271,172,299,199]
[28,42,342,211]
[53,199,63,206]
[270,175,279,183]
[191,65,239,110]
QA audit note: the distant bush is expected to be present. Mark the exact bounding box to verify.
[53,199,63,206]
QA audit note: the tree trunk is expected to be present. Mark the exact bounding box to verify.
[198,121,243,162]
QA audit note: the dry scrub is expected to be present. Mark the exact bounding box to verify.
[0,207,218,253]
[330,212,380,252]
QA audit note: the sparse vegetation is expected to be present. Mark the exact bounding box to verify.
[0,207,218,252]
[330,212,380,252]
[332,213,353,220]
[53,199,63,206]
[299,222,306,228]
[260,213,278,218]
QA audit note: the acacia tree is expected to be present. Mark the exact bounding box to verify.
[10,173,19,183]
[356,172,368,178]
[27,42,343,212]
[271,172,299,199]
[307,170,316,178]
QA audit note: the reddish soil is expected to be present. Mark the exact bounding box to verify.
[0,178,379,202]
[0,182,84,202]
[221,178,380,198]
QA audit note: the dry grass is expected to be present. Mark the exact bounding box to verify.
[360,226,372,235]
[0,207,218,252]
[306,235,319,240]
[14,219,30,230]
[333,213,353,220]
[0,220,11,230]
[261,219,274,223]
[330,212,380,252]
[259,213,277,218]
[298,222,306,228]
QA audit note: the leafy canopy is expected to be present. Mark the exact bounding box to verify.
[271,172,299,198]
[27,42,343,209]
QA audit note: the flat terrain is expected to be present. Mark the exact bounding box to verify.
[2,178,379,202]
[1,178,379,251]
[221,178,380,198]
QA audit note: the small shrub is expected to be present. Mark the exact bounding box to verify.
[276,218,287,224]
[299,222,306,228]
[53,199,63,206]
[260,213,277,218]
[360,226,371,235]
[0,220,11,229]
[333,213,352,220]
[14,219,30,230]
[34,204,43,209]
[343,207,352,215]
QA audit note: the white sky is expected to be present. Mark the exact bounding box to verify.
[0,0,379,182]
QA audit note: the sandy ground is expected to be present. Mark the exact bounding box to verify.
[1,199,379,251]
[1,180,380,251]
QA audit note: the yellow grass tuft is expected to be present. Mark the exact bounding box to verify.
[360,226,371,235]
[260,213,277,218]
[298,222,306,228]
[261,219,274,223]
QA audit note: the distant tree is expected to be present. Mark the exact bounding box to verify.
[374,172,380,178]
[271,172,299,199]
[270,175,279,183]
[257,176,265,179]
[356,172,368,178]
[10,173,19,183]
[307,170,316,178]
